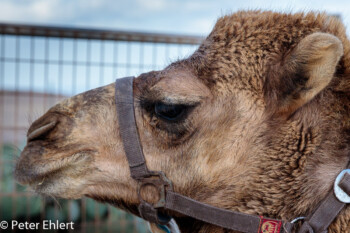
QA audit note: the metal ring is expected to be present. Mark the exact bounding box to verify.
[334,169,350,203]
[137,171,173,208]
[291,216,306,224]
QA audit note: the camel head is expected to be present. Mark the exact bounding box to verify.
[15,11,350,233]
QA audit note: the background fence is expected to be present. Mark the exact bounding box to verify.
[0,23,202,232]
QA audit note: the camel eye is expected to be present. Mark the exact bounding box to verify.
[155,102,186,121]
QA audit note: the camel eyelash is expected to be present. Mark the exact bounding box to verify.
[139,99,197,123]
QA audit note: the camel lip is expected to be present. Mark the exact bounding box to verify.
[14,169,54,187]
[15,150,94,187]
[14,159,67,187]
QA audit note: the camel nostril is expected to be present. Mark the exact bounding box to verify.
[27,121,57,142]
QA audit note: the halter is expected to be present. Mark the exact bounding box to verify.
[115,76,350,233]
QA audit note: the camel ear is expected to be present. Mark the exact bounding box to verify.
[270,32,343,115]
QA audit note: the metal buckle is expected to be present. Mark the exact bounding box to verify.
[334,169,350,203]
[137,171,173,208]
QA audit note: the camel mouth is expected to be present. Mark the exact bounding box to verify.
[15,150,94,189]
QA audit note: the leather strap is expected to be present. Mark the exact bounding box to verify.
[165,190,293,233]
[298,168,350,233]
[139,201,171,224]
[115,76,151,180]
[298,191,345,233]
[339,173,350,195]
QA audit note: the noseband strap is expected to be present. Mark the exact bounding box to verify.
[115,76,350,233]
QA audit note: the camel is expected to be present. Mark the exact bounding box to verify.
[15,11,350,233]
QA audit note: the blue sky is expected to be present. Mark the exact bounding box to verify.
[0,0,349,35]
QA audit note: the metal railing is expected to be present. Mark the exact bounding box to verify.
[0,23,203,232]
[0,23,203,44]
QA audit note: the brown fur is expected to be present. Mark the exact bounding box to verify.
[15,11,350,233]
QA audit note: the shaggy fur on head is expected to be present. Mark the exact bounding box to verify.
[15,11,350,233]
[191,11,350,92]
